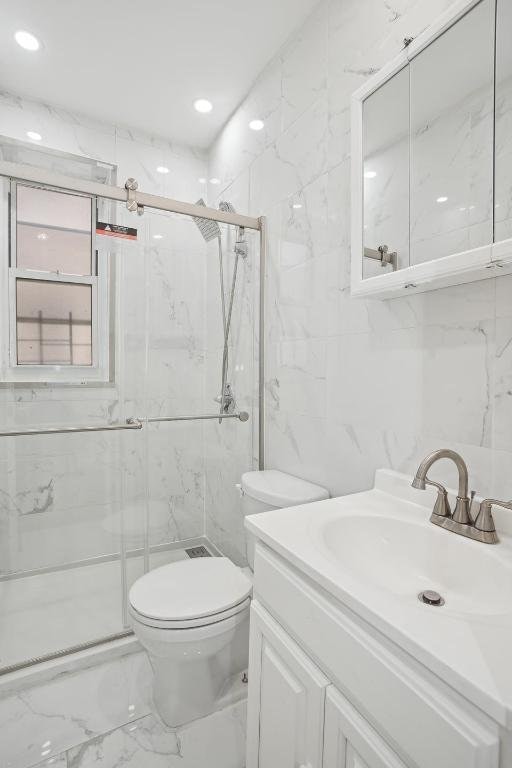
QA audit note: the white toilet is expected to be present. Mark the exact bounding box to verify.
[129,470,329,727]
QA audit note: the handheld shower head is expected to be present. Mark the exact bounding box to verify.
[219,201,247,256]
[193,199,221,242]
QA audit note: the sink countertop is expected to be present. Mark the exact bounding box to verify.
[245,469,512,729]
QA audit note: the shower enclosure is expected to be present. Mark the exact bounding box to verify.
[0,152,264,674]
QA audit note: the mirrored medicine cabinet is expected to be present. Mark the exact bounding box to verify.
[351,0,512,298]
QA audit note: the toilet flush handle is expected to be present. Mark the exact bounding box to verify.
[235,483,244,498]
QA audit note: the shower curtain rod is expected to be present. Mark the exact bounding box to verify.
[0,160,261,231]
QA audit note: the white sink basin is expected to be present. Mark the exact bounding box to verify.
[320,513,512,616]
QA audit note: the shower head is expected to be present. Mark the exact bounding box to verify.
[219,200,236,213]
[193,199,221,242]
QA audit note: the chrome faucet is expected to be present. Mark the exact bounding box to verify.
[412,449,472,523]
[412,449,508,544]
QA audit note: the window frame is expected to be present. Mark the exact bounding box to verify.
[1,179,110,384]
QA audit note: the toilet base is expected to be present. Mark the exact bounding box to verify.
[151,647,234,726]
[131,606,250,728]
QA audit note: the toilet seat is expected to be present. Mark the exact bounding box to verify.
[129,556,252,630]
[129,596,251,630]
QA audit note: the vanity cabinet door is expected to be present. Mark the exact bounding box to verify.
[246,600,329,768]
[323,686,407,768]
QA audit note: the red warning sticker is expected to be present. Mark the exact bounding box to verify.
[96,222,137,240]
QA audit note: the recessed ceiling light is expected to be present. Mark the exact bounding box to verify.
[194,99,213,114]
[15,30,40,51]
[292,203,302,209]
[198,177,207,184]
[153,234,163,239]
[37,232,48,240]
[459,206,466,212]
[27,131,42,141]
[364,170,377,179]
[436,196,448,203]
[209,177,220,185]
[156,166,169,174]
[249,119,265,131]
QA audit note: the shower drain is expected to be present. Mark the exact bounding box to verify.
[185,545,212,558]
[418,590,445,607]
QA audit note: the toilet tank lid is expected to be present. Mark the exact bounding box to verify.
[241,470,329,507]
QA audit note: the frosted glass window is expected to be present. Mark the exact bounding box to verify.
[16,185,93,275]
[16,279,92,366]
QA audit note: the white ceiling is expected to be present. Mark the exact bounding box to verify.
[0,0,319,149]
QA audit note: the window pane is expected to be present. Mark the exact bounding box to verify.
[17,224,92,275]
[16,185,92,275]
[16,279,92,366]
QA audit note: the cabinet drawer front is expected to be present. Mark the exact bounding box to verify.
[254,543,499,768]
[324,686,407,768]
[246,600,329,768]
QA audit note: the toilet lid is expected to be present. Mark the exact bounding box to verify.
[129,557,252,622]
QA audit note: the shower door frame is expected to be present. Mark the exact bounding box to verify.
[0,159,266,676]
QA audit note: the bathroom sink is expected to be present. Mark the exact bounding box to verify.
[245,469,512,729]
[320,513,512,616]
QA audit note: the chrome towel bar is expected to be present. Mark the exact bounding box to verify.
[147,411,249,423]
[0,418,143,437]
[0,412,250,437]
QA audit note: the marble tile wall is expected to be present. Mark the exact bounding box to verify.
[208,0,512,505]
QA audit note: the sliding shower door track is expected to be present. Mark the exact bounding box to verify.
[0,631,134,677]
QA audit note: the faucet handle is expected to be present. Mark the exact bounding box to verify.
[474,498,512,533]
[425,477,451,519]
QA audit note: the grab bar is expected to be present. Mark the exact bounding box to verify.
[0,418,143,437]
[148,412,250,423]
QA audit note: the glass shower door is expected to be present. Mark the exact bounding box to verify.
[0,155,262,673]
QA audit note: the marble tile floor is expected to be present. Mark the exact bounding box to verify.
[0,547,192,671]
[27,698,247,768]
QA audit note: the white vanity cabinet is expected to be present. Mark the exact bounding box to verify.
[247,600,406,768]
[246,541,501,768]
[323,687,407,768]
[246,600,328,768]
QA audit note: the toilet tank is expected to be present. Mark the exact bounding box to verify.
[240,470,329,569]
